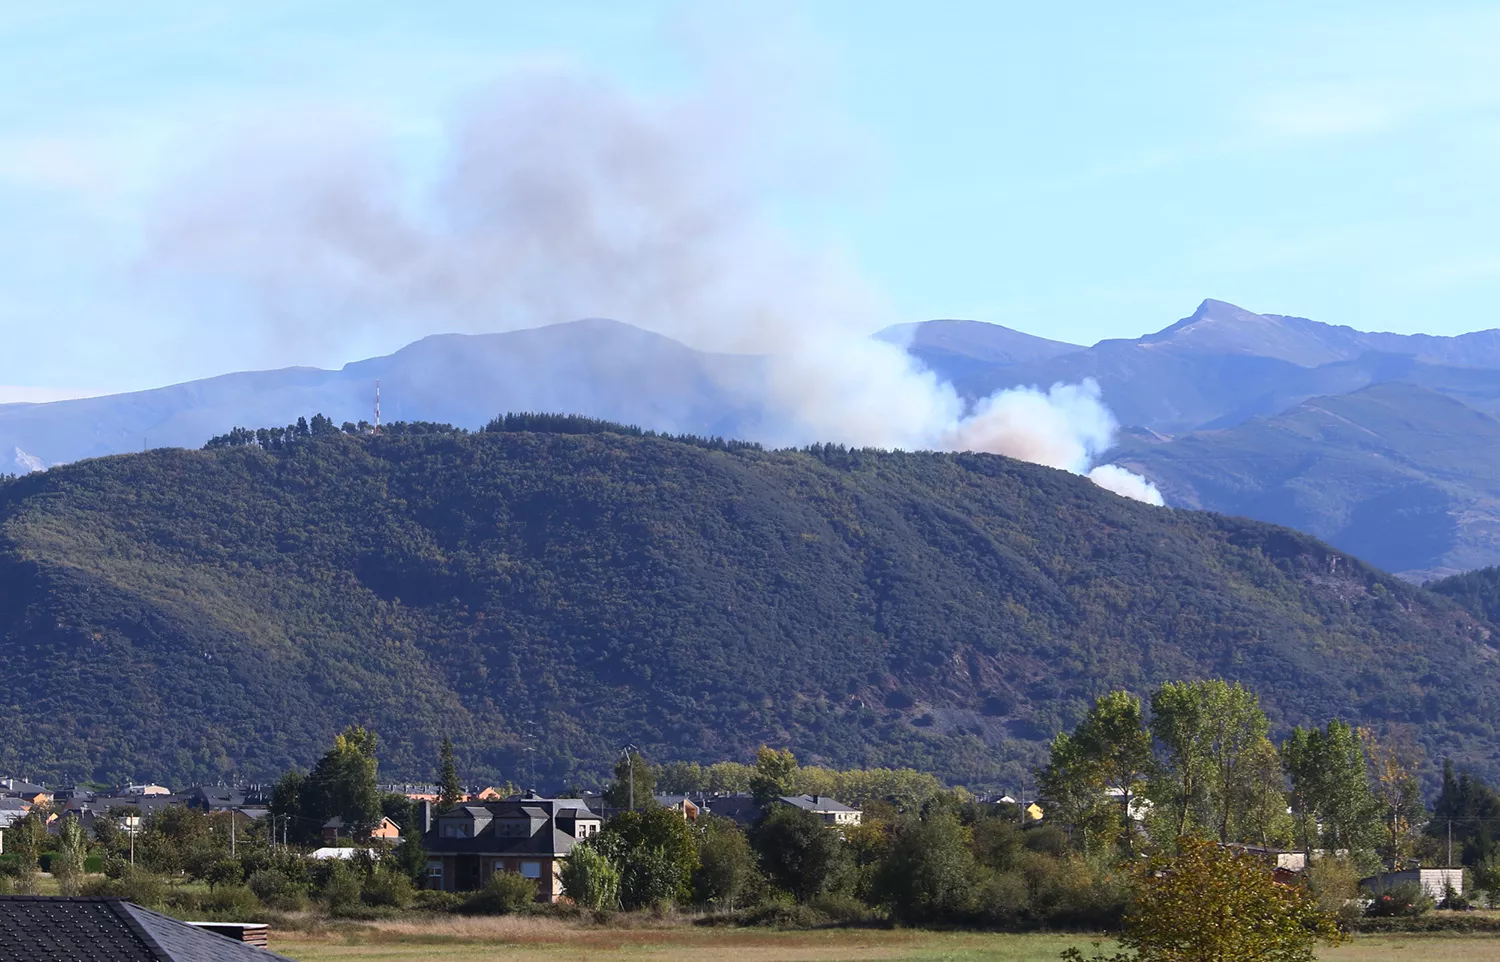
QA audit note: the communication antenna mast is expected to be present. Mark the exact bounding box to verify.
[374,379,381,436]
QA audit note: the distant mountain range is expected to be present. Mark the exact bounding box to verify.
[6,298,1500,578]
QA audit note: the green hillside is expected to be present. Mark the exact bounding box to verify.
[1430,566,1500,626]
[1114,381,1500,580]
[1,418,1496,787]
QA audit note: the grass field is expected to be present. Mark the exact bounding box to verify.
[269,917,1500,962]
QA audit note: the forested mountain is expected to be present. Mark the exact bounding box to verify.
[1,419,1496,788]
[1113,382,1500,580]
[11,298,1500,579]
[1430,566,1500,626]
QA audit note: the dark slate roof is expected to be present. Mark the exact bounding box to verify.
[779,794,861,814]
[424,826,579,857]
[0,897,295,961]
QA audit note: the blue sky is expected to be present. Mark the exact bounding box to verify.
[4,1,1500,397]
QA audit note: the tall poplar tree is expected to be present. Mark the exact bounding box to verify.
[1038,690,1155,854]
[1149,680,1277,845]
[437,736,463,812]
[1284,720,1379,862]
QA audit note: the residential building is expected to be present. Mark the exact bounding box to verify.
[421,794,601,900]
[323,815,402,844]
[778,795,862,827]
[652,795,702,821]
[371,817,402,842]
[183,786,247,811]
[694,793,864,828]
[0,779,47,798]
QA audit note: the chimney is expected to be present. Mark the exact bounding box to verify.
[417,799,434,834]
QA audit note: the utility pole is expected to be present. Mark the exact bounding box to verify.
[231,811,237,857]
[129,817,135,868]
[621,745,639,812]
[1448,819,1453,867]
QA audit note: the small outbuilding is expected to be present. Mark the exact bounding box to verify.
[1360,867,1464,900]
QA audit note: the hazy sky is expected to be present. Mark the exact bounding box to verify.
[4,1,1500,396]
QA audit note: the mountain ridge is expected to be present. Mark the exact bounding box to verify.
[1,422,1498,786]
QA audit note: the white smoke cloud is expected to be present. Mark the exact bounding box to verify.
[13,447,44,473]
[1087,463,1166,506]
[140,65,1165,505]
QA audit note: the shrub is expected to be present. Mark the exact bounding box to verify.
[975,868,1031,929]
[81,869,167,908]
[197,884,263,920]
[318,860,363,912]
[1441,880,1473,911]
[362,866,415,908]
[412,889,465,913]
[692,817,759,909]
[1305,857,1362,923]
[700,897,828,929]
[205,857,243,891]
[872,812,977,923]
[247,869,306,911]
[561,844,621,911]
[460,871,537,915]
[619,848,681,911]
[807,892,881,924]
[1066,838,1345,962]
[1366,881,1434,918]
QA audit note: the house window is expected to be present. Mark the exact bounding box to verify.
[441,821,470,838]
[520,861,542,879]
[426,859,443,881]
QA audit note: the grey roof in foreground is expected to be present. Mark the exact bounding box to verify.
[0,896,295,962]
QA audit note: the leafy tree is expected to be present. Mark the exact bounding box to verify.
[1067,837,1345,962]
[1428,759,1500,867]
[269,770,306,842]
[603,750,656,811]
[53,815,89,896]
[302,726,382,835]
[618,847,680,911]
[1037,730,1119,855]
[750,746,800,805]
[1149,680,1276,845]
[692,816,760,908]
[437,736,463,812]
[205,858,242,892]
[388,834,428,885]
[750,805,851,902]
[1037,693,1152,855]
[656,761,704,794]
[1284,720,1380,863]
[560,842,621,910]
[1237,735,1294,849]
[1365,730,1427,870]
[595,807,698,906]
[873,811,977,923]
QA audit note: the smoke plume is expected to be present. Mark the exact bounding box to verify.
[144,67,1164,505]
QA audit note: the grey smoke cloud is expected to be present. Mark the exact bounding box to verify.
[145,67,1163,505]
